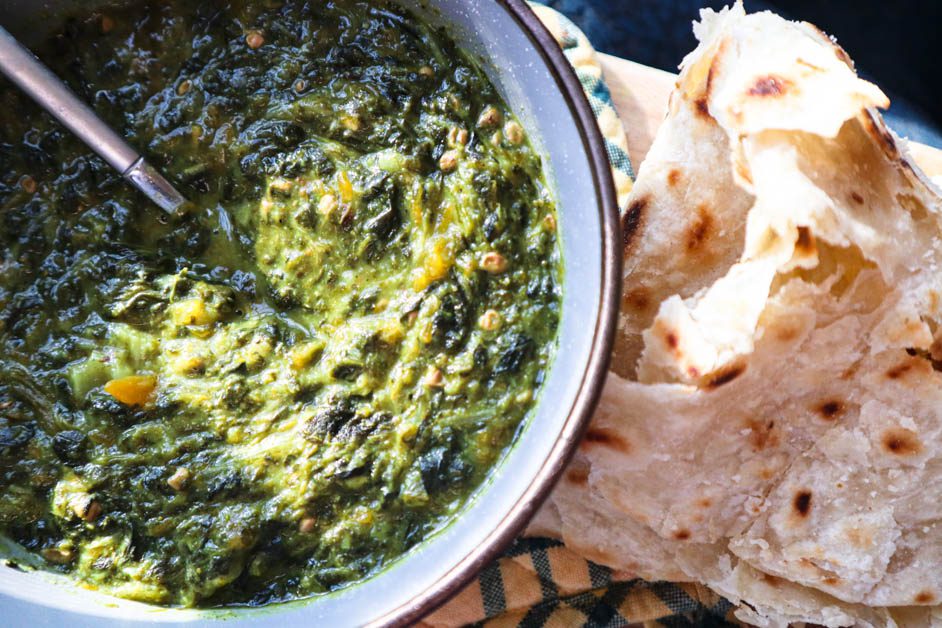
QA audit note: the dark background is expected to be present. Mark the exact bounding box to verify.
[545,0,942,147]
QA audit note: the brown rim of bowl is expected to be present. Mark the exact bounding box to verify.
[369,1,623,626]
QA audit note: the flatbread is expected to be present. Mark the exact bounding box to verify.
[534,3,942,625]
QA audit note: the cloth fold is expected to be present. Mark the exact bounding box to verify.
[424,6,738,627]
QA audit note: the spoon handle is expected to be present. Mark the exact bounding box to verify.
[0,25,186,212]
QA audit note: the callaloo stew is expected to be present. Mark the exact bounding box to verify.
[0,0,562,608]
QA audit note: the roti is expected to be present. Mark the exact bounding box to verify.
[535,4,942,626]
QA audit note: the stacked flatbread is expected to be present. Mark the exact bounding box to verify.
[532,4,942,626]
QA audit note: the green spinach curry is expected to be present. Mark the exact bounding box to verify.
[0,0,561,609]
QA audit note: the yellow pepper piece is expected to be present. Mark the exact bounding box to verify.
[337,171,354,203]
[104,375,157,407]
[412,238,453,291]
[169,298,216,326]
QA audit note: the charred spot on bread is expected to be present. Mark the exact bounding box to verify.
[794,226,816,257]
[816,399,845,420]
[841,363,860,380]
[672,529,691,541]
[704,363,746,389]
[775,326,800,343]
[654,320,681,354]
[623,286,651,313]
[565,467,589,485]
[851,191,865,204]
[915,590,936,604]
[622,197,647,255]
[582,428,631,454]
[886,362,912,379]
[882,427,923,456]
[667,168,682,187]
[748,75,792,97]
[793,490,812,517]
[685,204,715,254]
[694,97,711,118]
[886,358,921,379]
[745,419,779,452]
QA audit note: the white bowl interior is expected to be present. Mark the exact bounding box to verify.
[0,1,608,625]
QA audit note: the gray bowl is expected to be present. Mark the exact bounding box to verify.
[0,0,621,625]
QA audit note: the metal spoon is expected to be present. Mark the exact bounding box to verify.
[0,25,186,213]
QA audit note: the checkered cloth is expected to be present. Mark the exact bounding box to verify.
[421,538,737,627]
[421,7,742,627]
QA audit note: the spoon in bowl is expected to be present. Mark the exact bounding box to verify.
[0,25,187,213]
